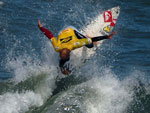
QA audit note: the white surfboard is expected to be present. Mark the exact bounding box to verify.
[68,6,120,71]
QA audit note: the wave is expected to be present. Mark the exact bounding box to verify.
[31,68,150,113]
[1,2,150,113]
[0,42,59,113]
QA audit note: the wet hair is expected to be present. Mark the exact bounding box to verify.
[60,48,71,60]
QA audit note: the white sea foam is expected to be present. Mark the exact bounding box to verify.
[6,41,58,83]
[0,63,57,113]
[0,91,43,113]
[44,68,135,113]
[47,68,149,113]
[2,42,58,113]
[6,56,57,83]
[83,70,133,113]
[0,1,3,6]
[79,68,150,113]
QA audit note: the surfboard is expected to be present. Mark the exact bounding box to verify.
[64,6,120,73]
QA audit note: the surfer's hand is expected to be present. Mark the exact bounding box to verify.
[108,32,116,39]
[60,67,71,75]
[38,20,42,28]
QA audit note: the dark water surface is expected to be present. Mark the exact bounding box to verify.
[0,0,150,113]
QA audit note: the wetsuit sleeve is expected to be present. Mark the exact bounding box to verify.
[91,36,109,42]
[40,27,54,39]
[39,27,60,52]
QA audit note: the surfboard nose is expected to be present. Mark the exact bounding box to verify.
[114,6,120,15]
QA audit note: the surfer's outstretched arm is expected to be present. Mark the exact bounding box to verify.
[38,20,60,52]
[38,20,54,39]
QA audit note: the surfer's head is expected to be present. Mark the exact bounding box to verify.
[60,48,71,60]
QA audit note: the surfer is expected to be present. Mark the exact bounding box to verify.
[38,20,116,75]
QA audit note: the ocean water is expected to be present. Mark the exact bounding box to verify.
[0,0,150,113]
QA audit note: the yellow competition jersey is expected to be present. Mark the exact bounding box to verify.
[50,28,92,52]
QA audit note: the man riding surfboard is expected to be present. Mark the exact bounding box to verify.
[38,20,116,75]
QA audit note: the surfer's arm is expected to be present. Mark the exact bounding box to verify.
[38,20,54,39]
[39,26,55,39]
[38,20,61,52]
[38,20,55,39]
[39,27,60,51]
[59,59,71,75]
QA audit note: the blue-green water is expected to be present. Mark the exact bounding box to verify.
[0,0,150,113]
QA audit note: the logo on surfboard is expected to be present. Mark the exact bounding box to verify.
[103,25,111,33]
[104,11,112,22]
[110,19,117,27]
[103,10,118,33]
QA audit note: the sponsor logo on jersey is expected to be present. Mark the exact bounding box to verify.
[60,36,72,43]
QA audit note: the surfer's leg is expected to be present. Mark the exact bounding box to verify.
[91,36,109,42]
[91,32,116,42]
